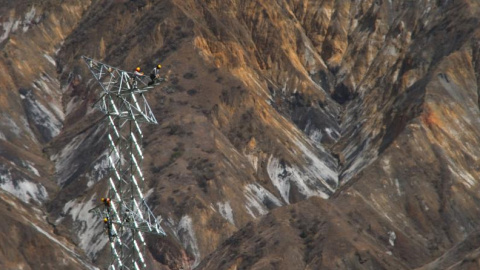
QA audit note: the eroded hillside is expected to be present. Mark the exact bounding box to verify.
[0,0,479,269]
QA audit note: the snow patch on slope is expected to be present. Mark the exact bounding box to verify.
[51,135,83,185]
[448,164,476,188]
[66,97,80,115]
[0,113,37,144]
[63,194,108,259]
[217,201,235,225]
[292,138,338,187]
[1,114,22,136]
[22,7,36,32]
[325,127,341,140]
[244,183,282,218]
[267,158,291,203]
[32,75,65,120]
[0,7,38,43]
[388,231,396,246]
[246,154,259,172]
[86,150,110,188]
[172,215,201,268]
[0,17,17,43]
[308,128,323,144]
[23,90,63,141]
[267,152,334,204]
[43,53,56,66]
[23,160,40,177]
[28,98,62,138]
[340,136,378,182]
[51,123,106,185]
[0,164,47,204]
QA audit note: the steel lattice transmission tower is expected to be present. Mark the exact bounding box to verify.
[83,56,166,270]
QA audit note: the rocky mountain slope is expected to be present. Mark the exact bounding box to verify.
[0,0,480,269]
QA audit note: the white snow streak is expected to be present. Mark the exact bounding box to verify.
[267,146,334,204]
[217,201,235,225]
[23,7,36,32]
[0,179,47,204]
[388,231,396,246]
[382,158,392,175]
[244,183,282,218]
[308,129,323,144]
[394,178,402,196]
[0,18,16,43]
[292,138,338,187]
[51,135,83,185]
[0,165,47,203]
[26,161,40,177]
[43,53,56,66]
[23,91,63,139]
[33,76,65,121]
[177,215,201,268]
[448,165,476,188]
[66,97,80,115]
[341,139,378,182]
[246,154,259,172]
[1,115,21,136]
[325,127,340,140]
[0,7,37,42]
[33,99,62,136]
[267,157,291,203]
[86,150,109,188]
[63,194,108,258]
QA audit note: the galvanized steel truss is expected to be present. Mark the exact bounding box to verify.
[83,56,166,270]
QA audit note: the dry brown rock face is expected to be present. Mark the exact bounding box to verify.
[1,0,480,269]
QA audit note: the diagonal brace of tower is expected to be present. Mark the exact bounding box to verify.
[83,56,166,270]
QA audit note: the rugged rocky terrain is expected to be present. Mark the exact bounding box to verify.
[1,0,480,269]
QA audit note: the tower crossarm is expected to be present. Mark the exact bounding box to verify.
[82,56,158,124]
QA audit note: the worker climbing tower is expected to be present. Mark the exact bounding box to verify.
[83,56,166,270]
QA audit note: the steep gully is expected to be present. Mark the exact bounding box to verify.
[0,1,103,268]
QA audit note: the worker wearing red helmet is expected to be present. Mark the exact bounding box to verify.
[101,197,111,207]
[131,67,144,89]
[134,67,144,77]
